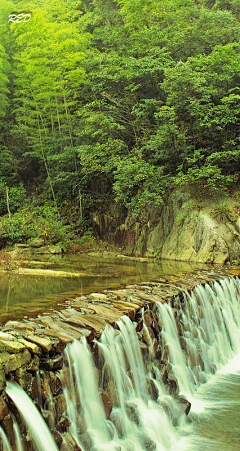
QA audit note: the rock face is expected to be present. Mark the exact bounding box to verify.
[148,192,240,264]
[93,190,240,264]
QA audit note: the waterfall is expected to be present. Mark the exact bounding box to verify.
[155,277,240,401]
[0,426,11,451]
[63,315,188,451]
[4,276,240,451]
[155,302,193,395]
[13,423,24,451]
[6,382,59,451]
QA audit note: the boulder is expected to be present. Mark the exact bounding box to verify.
[143,310,155,327]
[0,359,6,391]
[100,392,113,418]
[125,402,140,425]
[48,245,64,254]
[109,411,125,438]
[1,413,14,446]
[40,355,64,371]
[28,238,45,248]
[27,355,40,372]
[18,339,40,354]
[174,395,191,416]
[142,326,155,347]
[52,430,63,448]
[0,340,26,354]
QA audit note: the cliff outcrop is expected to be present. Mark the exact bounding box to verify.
[93,190,240,264]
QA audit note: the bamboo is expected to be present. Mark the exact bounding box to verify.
[6,186,11,219]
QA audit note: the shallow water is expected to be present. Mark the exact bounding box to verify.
[189,371,240,450]
[0,254,210,322]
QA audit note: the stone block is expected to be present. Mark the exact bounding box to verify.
[25,335,52,353]
[0,396,8,421]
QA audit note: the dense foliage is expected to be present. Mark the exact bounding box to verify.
[0,0,240,240]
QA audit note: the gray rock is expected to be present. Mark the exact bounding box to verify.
[114,189,240,263]
[48,245,64,254]
[125,402,140,425]
[28,238,45,248]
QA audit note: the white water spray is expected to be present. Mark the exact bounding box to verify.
[6,382,59,451]
[156,278,240,398]
[0,426,11,451]
[62,316,192,451]
[13,422,24,451]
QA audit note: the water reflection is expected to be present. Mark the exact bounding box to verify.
[0,254,209,323]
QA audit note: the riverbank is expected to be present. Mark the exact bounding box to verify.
[2,189,240,267]
[1,242,240,284]
[0,244,151,274]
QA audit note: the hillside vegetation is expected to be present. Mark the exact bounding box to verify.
[0,0,240,247]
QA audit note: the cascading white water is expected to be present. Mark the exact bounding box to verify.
[0,426,11,451]
[6,382,59,451]
[4,276,240,451]
[13,422,24,451]
[99,316,189,451]
[63,315,190,451]
[64,338,112,450]
[61,277,240,451]
[156,302,194,395]
[156,277,240,402]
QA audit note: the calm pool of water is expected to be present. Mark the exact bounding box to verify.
[0,254,209,323]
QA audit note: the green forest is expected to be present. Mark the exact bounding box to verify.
[0,0,240,248]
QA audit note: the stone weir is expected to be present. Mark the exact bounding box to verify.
[0,268,237,450]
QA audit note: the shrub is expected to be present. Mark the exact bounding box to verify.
[0,182,27,215]
[31,204,71,244]
[0,203,71,245]
[211,202,233,222]
[0,212,34,244]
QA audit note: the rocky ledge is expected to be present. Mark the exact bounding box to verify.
[0,267,237,449]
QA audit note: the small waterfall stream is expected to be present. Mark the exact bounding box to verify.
[6,382,59,451]
[0,426,11,451]
[156,277,240,400]
[4,276,240,451]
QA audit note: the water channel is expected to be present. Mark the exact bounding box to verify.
[0,254,239,450]
[0,253,209,322]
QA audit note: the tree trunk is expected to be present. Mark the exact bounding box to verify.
[6,186,11,219]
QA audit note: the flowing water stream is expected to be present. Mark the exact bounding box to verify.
[4,276,240,451]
